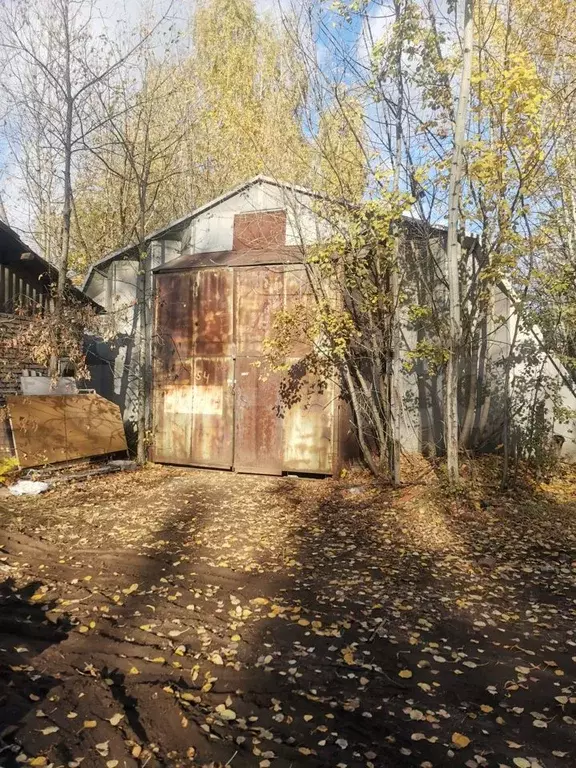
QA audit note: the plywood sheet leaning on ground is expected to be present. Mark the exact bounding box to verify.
[5,394,127,468]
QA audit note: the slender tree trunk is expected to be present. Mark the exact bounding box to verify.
[344,366,378,476]
[52,0,73,377]
[59,96,73,302]
[388,0,405,487]
[459,344,478,447]
[501,307,521,488]
[136,185,148,465]
[390,244,402,485]
[445,0,475,485]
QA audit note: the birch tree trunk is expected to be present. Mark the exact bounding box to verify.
[445,0,475,485]
[389,0,405,487]
[58,0,73,305]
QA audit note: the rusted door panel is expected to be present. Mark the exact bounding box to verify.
[153,384,193,465]
[193,269,233,356]
[190,357,234,468]
[234,358,283,474]
[155,273,194,380]
[284,265,315,358]
[235,267,284,356]
[232,211,286,251]
[190,271,234,466]
[282,369,334,474]
[153,273,195,464]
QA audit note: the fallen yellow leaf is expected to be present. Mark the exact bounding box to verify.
[451,732,470,749]
[109,713,123,726]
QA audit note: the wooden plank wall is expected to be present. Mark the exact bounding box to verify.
[5,394,127,468]
[0,263,49,313]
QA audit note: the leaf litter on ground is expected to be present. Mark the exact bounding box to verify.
[0,459,574,766]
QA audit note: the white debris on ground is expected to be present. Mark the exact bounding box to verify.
[8,480,50,496]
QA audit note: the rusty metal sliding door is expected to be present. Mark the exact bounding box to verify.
[190,269,234,468]
[154,264,334,473]
[281,266,334,474]
[153,272,194,464]
[233,267,284,474]
[154,270,234,468]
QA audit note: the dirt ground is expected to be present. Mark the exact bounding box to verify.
[0,463,575,768]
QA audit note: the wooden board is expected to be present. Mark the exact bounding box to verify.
[6,394,127,468]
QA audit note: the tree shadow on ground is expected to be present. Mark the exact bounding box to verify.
[0,468,575,767]
[0,576,69,766]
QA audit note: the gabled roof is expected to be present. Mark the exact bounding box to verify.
[82,175,324,291]
[0,219,102,310]
[81,173,478,295]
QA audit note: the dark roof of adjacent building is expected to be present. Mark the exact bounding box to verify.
[0,220,102,310]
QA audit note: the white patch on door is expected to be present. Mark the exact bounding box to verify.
[163,387,193,414]
[192,385,223,415]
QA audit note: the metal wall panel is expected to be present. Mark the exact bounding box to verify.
[194,269,233,356]
[155,272,194,378]
[282,374,334,474]
[154,384,193,465]
[234,267,284,472]
[283,265,315,358]
[235,267,284,356]
[190,270,234,467]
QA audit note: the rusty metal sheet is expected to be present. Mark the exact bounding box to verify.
[283,265,316,358]
[232,211,286,251]
[281,371,334,474]
[153,272,195,464]
[6,394,127,468]
[235,267,284,356]
[190,357,234,468]
[154,272,194,383]
[194,269,233,356]
[153,383,193,465]
[234,358,282,474]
